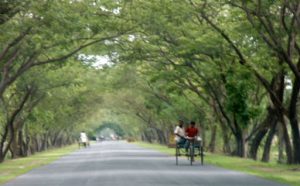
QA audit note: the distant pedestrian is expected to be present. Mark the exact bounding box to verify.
[80,131,88,147]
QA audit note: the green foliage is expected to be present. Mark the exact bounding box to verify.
[225,67,255,128]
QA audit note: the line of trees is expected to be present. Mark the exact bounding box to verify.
[0,0,132,163]
[96,0,300,164]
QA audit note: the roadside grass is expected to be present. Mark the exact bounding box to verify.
[0,144,78,184]
[136,142,300,186]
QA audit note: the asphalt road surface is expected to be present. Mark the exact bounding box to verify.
[2,141,286,186]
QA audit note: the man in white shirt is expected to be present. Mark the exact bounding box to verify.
[174,120,186,146]
[80,131,88,147]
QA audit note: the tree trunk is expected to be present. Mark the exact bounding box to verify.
[10,130,19,159]
[234,127,245,158]
[154,128,166,144]
[235,135,245,158]
[0,151,5,163]
[18,130,24,156]
[243,129,248,158]
[232,114,245,157]
[249,129,268,160]
[279,115,294,164]
[22,134,30,157]
[41,134,48,151]
[143,131,152,143]
[277,121,285,163]
[208,125,217,152]
[222,133,231,154]
[249,107,276,160]
[212,100,231,153]
[262,121,277,162]
[288,78,300,164]
[35,137,41,152]
[22,124,31,157]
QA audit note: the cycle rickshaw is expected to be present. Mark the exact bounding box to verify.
[175,137,204,165]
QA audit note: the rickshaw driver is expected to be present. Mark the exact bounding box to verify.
[184,121,199,152]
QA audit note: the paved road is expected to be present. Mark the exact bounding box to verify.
[2,141,285,186]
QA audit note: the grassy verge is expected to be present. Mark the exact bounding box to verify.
[0,144,78,184]
[136,142,300,186]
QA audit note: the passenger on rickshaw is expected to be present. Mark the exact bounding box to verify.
[174,120,186,147]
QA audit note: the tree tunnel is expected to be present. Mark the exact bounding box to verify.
[93,122,126,140]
